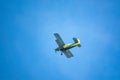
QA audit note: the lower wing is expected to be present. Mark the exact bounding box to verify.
[62,50,73,58]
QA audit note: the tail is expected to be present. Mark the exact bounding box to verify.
[73,37,81,47]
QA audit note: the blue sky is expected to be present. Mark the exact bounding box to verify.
[1,0,120,80]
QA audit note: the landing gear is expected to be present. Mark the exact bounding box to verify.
[61,52,63,55]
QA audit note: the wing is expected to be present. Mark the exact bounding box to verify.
[62,50,74,58]
[54,33,65,47]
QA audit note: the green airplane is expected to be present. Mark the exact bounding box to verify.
[54,33,81,58]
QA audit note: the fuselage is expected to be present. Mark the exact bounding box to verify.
[56,39,80,51]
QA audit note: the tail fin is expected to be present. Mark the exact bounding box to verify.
[73,37,81,47]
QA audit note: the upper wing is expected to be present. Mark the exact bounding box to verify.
[62,50,74,58]
[54,33,65,47]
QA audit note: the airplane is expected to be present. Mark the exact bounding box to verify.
[54,33,81,58]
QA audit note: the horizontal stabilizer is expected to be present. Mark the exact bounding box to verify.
[78,44,81,47]
[73,37,78,43]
